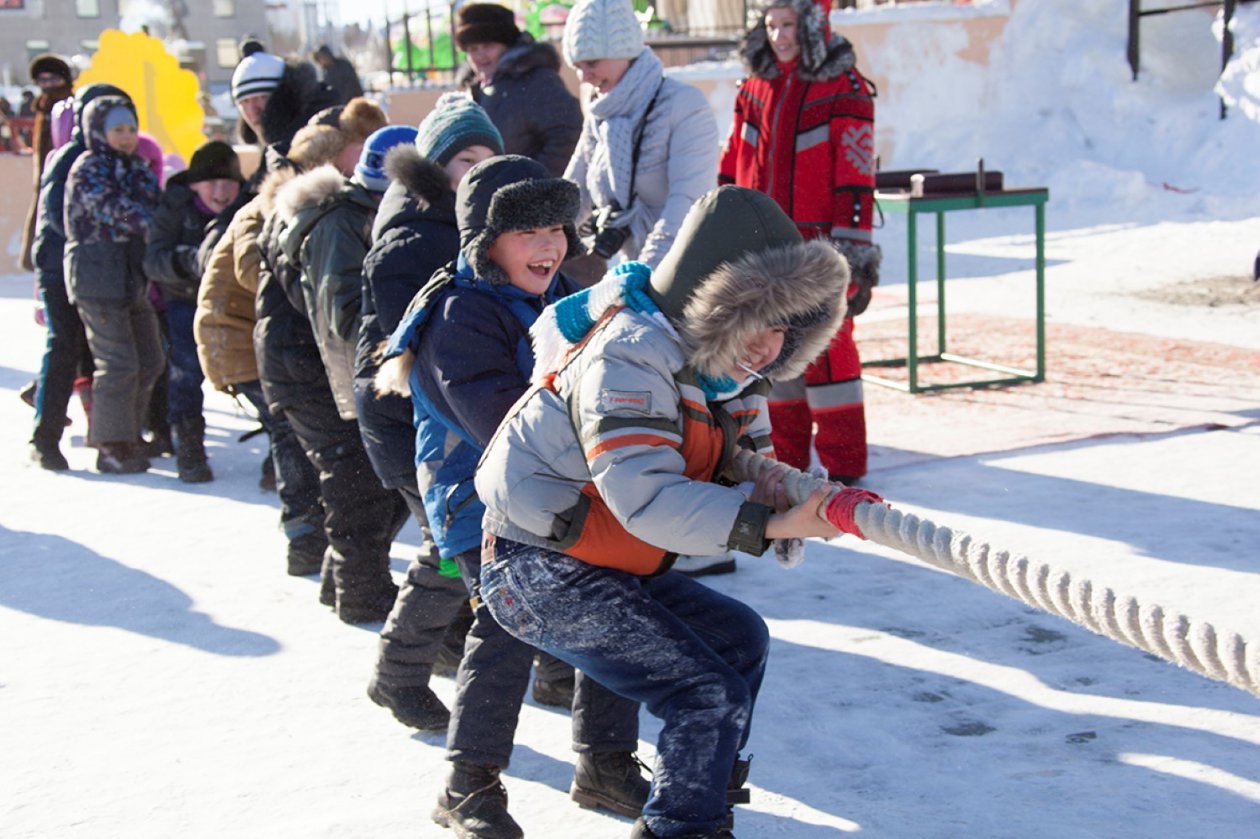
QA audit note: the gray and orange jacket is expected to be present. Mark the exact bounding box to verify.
[477,186,851,575]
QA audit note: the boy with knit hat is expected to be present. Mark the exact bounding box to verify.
[64,96,164,474]
[376,155,647,837]
[455,2,581,177]
[358,95,504,733]
[143,140,245,482]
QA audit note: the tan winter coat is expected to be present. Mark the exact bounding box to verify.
[194,170,294,390]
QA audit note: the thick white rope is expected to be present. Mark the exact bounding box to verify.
[727,449,1260,699]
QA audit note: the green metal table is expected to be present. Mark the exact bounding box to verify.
[864,187,1049,393]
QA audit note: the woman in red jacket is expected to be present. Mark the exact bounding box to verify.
[719,0,879,484]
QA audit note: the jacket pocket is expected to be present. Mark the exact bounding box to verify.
[65,240,130,303]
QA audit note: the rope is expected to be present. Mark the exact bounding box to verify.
[726,449,1260,699]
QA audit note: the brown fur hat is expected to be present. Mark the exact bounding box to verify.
[287,97,387,171]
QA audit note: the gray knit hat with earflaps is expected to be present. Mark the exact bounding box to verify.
[650,185,850,382]
[456,155,585,285]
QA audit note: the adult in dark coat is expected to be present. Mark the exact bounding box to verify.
[27,83,130,470]
[20,54,74,272]
[312,45,364,104]
[454,3,582,177]
[253,107,403,624]
[231,43,340,187]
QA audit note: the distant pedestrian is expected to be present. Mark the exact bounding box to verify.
[312,44,364,104]
[20,54,74,272]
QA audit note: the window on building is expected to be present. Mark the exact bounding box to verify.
[216,38,238,69]
[25,39,50,64]
[213,0,235,16]
[76,0,100,17]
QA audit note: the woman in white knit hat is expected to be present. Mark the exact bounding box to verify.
[562,0,718,272]
[562,0,732,577]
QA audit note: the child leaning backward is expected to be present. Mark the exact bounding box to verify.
[475,185,868,839]
[376,155,647,838]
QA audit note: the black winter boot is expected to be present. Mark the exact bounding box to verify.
[724,755,752,830]
[432,762,523,839]
[175,416,213,483]
[366,674,450,731]
[286,530,327,577]
[29,437,69,471]
[570,751,651,818]
[336,578,399,625]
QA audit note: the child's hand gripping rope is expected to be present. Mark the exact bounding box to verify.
[723,449,1260,699]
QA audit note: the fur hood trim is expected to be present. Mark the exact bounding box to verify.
[256,167,298,215]
[741,0,855,82]
[385,145,449,207]
[680,239,847,381]
[274,164,344,225]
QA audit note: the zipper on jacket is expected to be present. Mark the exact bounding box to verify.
[767,72,793,197]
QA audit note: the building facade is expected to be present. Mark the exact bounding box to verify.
[0,0,268,88]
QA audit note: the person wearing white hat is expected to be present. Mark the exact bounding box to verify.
[229,40,338,172]
[561,0,718,271]
[564,0,730,575]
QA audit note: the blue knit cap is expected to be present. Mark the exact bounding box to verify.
[414,92,504,167]
[103,104,138,132]
[354,125,420,193]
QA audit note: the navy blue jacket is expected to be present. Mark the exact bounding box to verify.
[385,262,580,558]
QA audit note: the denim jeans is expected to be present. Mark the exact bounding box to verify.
[163,300,205,424]
[448,548,640,769]
[481,537,769,839]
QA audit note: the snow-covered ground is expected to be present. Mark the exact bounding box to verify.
[3,2,1259,837]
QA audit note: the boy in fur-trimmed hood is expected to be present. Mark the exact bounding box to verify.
[475,185,848,839]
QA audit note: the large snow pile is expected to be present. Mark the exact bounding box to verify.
[867,0,1260,225]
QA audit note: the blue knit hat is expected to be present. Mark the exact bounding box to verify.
[414,92,504,167]
[354,125,420,193]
